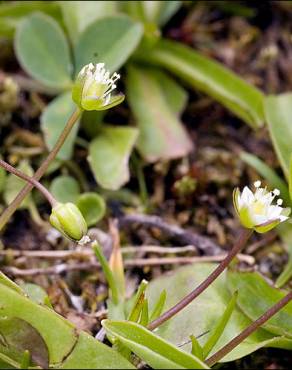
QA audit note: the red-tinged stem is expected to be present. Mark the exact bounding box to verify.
[147,228,253,331]
[0,108,81,230]
[206,291,292,366]
[0,159,57,207]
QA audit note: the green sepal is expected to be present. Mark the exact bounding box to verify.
[82,93,125,111]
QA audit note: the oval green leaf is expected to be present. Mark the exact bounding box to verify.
[14,12,72,90]
[59,1,118,44]
[50,175,80,203]
[74,15,143,74]
[102,320,209,369]
[127,65,193,162]
[76,192,106,226]
[40,92,79,160]
[88,126,138,190]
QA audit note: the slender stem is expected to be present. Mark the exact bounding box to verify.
[206,291,292,366]
[0,159,57,207]
[147,228,253,331]
[0,108,81,230]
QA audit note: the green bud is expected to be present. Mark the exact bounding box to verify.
[72,63,124,111]
[50,202,88,241]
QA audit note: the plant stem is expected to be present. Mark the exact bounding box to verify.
[147,228,253,331]
[0,108,81,230]
[0,159,57,207]
[206,291,292,366]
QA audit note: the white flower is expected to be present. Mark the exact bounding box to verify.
[72,63,124,111]
[233,181,290,233]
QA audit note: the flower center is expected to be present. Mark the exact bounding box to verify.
[252,200,265,215]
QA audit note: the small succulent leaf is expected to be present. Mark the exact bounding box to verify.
[74,15,143,74]
[76,192,106,226]
[50,175,80,203]
[14,12,72,90]
[88,126,138,190]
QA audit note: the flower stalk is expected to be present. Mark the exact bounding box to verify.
[0,107,81,230]
[147,228,253,331]
[206,290,292,366]
[0,159,57,206]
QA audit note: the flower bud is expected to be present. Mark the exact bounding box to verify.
[233,181,290,233]
[72,63,124,111]
[50,202,87,241]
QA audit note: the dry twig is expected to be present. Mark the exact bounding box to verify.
[119,214,223,255]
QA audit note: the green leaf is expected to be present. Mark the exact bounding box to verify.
[142,1,181,25]
[0,165,6,193]
[0,317,49,368]
[276,223,292,288]
[140,39,264,128]
[88,126,138,190]
[240,151,290,205]
[102,320,209,369]
[122,1,181,26]
[76,192,105,226]
[128,279,148,322]
[14,12,72,90]
[191,335,204,360]
[265,93,292,179]
[156,1,182,26]
[58,331,135,369]
[41,92,79,160]
[50,175,80,203]
[153,69,188,116]
[0,1,62,38]
[92,241,119,305]
[74,15,143,74]
[0,274,135,369]
[20,283,51,307]
[3,160,33,209]
[202,292,238,358]
[227,270,292,338]
[0,1,61,20]
[59,1,118,43]
[0,279,77,365]
[139,299,149,326]
[149,289,167,322]
[289,154,292,202]
[127,65,193,162]
[146,264,292,362]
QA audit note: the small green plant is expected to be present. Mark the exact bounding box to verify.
[0,0,267,230]
[0,2,291,369]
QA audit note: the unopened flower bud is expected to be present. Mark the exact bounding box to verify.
[72,63,124,111]
[50,202,87,241]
